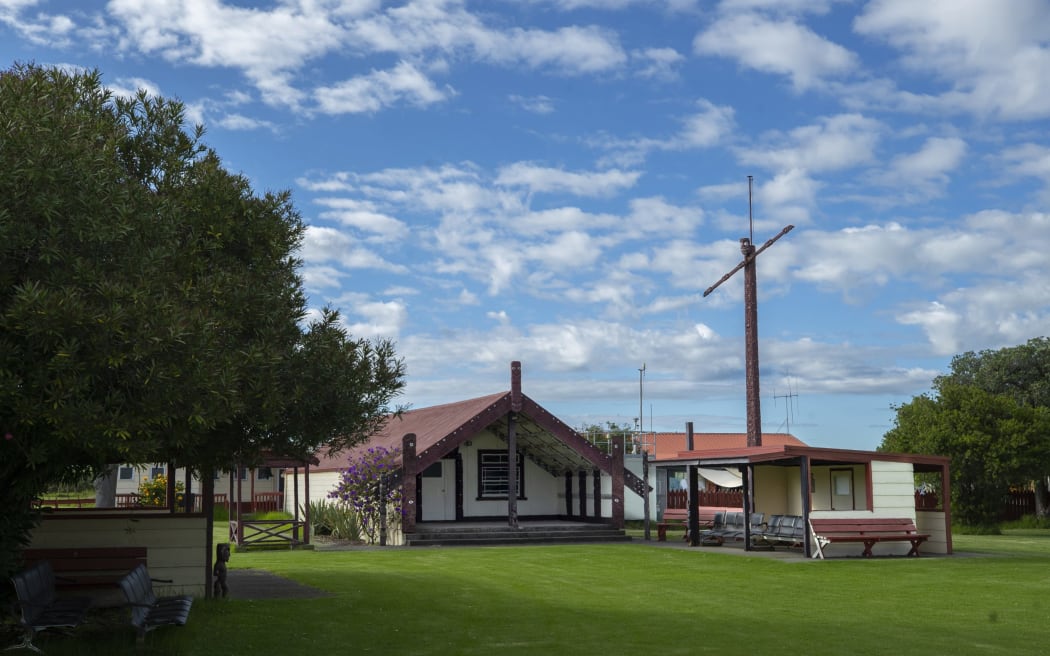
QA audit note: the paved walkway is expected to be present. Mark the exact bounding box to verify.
[224,568,332,601]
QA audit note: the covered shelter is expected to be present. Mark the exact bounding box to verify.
[656,444,952,557]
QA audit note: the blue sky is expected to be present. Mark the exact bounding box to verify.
[4,0,1049,451]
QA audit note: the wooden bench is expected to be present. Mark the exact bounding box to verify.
[118,564,193,645]
[809,517,930,559]
[22,547,148,592]
[8,561,92,652]
[656,506,734,541]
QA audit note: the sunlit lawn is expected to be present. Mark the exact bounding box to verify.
[18,529,1050,655]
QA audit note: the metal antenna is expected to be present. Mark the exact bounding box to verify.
[748,175,754,244]
[773,378,799,434]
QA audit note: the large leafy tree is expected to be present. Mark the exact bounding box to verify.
[881,384,1050,527]
[0,64,405,576]
[933,338,1050,517]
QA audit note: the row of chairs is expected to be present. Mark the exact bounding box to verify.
[696,512,806,550]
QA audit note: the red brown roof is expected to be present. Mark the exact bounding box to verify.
[646,432,806,461]
[314,392,508,472]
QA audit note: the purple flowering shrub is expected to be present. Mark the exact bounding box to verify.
[329,446,403,544]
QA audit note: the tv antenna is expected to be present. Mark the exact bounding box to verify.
[703,176,793,447]
[773,378,799,434]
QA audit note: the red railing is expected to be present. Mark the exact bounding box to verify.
[666,489,743,509]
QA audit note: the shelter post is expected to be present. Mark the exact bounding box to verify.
[687,464,700,547]
[941,461,953,554]
[402,433,417,534]
[303,461,311,545]
[166,462,176,514]
[800,456,812,558]
[741,466,752,551]
[184,466,193,513]
[611,434,625,529]
[202,467,215,599]
[292,466,300,543]
[643,451,651,540]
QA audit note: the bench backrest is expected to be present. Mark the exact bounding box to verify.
[119,564,158,612]
[661,508,688,521]
[810,517,919,536]
[10,562,57,624]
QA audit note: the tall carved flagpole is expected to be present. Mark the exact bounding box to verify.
[703,178,793,448]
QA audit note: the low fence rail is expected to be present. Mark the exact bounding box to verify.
[230,518,305,548]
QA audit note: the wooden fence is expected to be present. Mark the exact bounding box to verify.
[1001,489,1036,520]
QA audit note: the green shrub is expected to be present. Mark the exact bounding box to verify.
[136,474,184,507]
[310,499,361,542]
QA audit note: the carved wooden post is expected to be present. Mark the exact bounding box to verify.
[507,413,518,528]
[578,470,587,518]
[611,434,625,529]
[592,469,601,518]
[564,472,573,517]
[402,433,417,535]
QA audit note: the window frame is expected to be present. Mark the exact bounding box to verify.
[476,450,526,500]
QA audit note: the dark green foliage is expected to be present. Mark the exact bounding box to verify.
[0,63,405,578]
[882,383,1050,528]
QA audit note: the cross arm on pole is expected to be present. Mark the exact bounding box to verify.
[702,224,794,297]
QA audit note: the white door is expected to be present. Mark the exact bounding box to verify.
[830,469,855,511]
[421,460,455,521]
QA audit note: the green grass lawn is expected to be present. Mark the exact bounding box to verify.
[17,530,1050,655]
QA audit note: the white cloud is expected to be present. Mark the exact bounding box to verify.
[736,113,882,173]
[301,226,408,272]
[877,136,967,198]
[346,298,407,339]
[694,12,858,90]
[509,94,555,114]
[855,0,1050,120]
[214,113,277,132]
[314,61,453,114]
[495,163,641,197]
[106,76,161,100]
[632,47,685,80]
[314,198,410,242]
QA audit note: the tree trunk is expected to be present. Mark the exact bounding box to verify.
[94,464,118,508]
[1035,477,1049,518]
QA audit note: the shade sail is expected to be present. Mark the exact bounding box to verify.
[699,467,742,488]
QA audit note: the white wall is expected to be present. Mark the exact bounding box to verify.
[115,463,280,502]
[29,512,208,597]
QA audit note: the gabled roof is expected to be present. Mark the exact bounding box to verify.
[313,391,648,495]
[314,392,507,472]
[647,432,806,461]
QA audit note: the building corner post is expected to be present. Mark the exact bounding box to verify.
[402,433,417,535]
